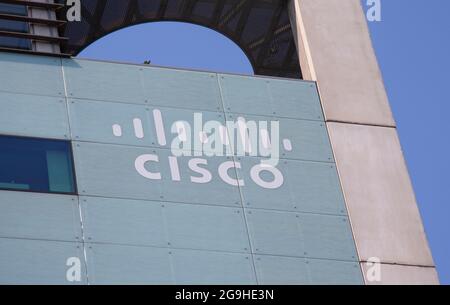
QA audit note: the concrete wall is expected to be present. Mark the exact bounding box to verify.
[288,0,438,284]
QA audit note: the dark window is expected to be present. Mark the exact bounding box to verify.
[0,135,76,194]
[0,3,31,50]
[0,3,28,15]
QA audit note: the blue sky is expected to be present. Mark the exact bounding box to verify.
[79,1,450,284]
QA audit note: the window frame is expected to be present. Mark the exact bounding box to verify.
[0,3,32,50]
[0,134,78,196]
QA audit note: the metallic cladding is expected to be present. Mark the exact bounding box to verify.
[0,52,362,284]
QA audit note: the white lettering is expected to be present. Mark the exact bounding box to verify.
[135,154,161,180]
[250,163,284,189]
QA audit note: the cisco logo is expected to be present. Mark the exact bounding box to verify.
[110,109,293,190]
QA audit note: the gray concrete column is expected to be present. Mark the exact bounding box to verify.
[288,0,438,284]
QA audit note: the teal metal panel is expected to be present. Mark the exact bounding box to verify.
[0,191,81,242]
[254,255,363,285]
[245,209,305,257]
[86,243,172,284]
[299,213,358,261]
[226,113,333,162]
[171,248,257,284]
[219,74,323,121]
[164,202,250,253]
[62,59,145,104]
[68,98,224,152]
[68,99,158,145]
[141,67,223,112]
[307,258,363,285]
[73,142,241,207]
[73,141,162,200]
[246,209,358,261]
[0,56,363,284]
[254,255,309,284]
[237,157,347,215]
[0,92,70,139]
[0,53,64,97]
[0,238,86,284]
[158,154,241,207]
[80,196,166,247]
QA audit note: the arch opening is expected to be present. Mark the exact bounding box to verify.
[78,21,254,76]
[58,0,302,79]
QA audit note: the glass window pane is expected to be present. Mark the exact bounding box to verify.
[0,4,28,15]
[0,3,31,50]
[0,135,76,194]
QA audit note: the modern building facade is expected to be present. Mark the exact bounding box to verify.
[0,0,438,285]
